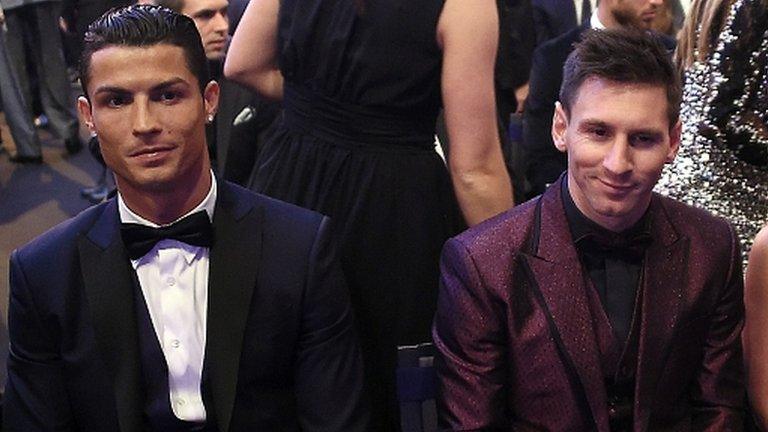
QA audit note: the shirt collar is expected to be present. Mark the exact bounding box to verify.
[590,10,607,30]
[118,170,217,266]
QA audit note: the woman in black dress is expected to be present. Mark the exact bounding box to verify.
[226,0,512,428]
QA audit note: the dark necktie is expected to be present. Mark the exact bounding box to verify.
[576,231,652,343]
[581,0,592,26]
[121,211,213,260]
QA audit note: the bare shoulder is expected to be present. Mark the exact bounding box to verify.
[746,225,768,309]
[749,225,768,272]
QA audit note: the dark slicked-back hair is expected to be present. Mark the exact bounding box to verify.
[79,4,209,97]
[560,28,681,128]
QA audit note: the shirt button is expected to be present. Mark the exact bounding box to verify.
[176,398,186,406]
[166,277,176,286]
[171,339,181,348]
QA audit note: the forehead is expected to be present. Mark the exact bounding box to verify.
[87,44,198,93]
[569,77,670,128]
[181,0,228,15]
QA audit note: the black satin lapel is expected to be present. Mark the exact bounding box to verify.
[519,178,610,431]
[523,254,609,431]
[635,235,687,429]
[206,192,262,432]
[78,225,143,432]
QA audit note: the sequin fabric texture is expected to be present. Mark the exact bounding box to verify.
[655,0,768,265]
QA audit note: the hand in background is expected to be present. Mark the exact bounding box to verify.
[514,82,529,114]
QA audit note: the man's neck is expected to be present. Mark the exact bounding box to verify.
[596,8,617,29]
[118,171,213,225]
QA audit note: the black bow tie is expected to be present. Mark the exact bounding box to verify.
[120,211,213,260]
[576,230,653,260]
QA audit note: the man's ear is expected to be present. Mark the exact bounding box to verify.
[203,80,220,120]
[77,96,95,134]
[666,119,682,163]
[552,101,568,153]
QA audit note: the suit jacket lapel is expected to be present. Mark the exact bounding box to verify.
[78,200,143,432]
[205,182,263,432]
[635,196,687,430]
[520,179,610,431]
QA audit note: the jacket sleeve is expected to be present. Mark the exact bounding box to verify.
[690,223,746,430]
[433,238,509,430]
[4,250,75,431]
[294,216,370,431]
[522,43,567,197]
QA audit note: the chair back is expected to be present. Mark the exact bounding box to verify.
[396,342,438,432]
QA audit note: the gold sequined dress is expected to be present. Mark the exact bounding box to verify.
[655,0,768,264]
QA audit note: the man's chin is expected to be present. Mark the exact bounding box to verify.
[205,51,226,62]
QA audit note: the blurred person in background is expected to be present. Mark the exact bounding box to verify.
[0,4,43,164]
[0,0,82,154]
[654,0,768,263]
[225,0,513,428]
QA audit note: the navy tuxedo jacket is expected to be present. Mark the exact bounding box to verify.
[434,178,745,431]
[4,181,369,431]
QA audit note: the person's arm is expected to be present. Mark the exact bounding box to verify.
[433,238,508,430]
[745,226,768,429]
[437,0,513,226]
[294,216,369,431]
[223,0,283,100]
[4,250,75,431]
[690,224,746,430]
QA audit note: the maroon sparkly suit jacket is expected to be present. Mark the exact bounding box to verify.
[433,178,745,431]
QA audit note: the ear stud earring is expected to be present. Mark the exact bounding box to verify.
[207,114,215,123]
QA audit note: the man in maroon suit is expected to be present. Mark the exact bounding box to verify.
[433,28,745,431]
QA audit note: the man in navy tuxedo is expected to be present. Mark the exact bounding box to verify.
[4,5,368,431]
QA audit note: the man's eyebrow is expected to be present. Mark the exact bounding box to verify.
[150,78,189,91]
[93,86,130,96]
[192,8,216,17]
[93,78,188,96]
[578,119,610,129]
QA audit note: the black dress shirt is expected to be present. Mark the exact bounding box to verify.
[562,183,652,344]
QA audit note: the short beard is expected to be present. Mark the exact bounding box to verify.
[611,9,647,29]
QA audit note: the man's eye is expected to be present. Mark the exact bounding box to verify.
[160,91,179,102]
[632,134,659,146]
[107,96,126,107]
[587,128,608,138]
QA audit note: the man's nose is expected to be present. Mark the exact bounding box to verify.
[602,140,633,175]
[132,101,160,135]
[213,12,229,34]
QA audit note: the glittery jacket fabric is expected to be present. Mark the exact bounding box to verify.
[433,178,745,431]
[655,0,768,264]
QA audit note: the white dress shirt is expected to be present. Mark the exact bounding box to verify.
[117,175,217,422]
[574,0,598,25]
[590,9,607,30]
